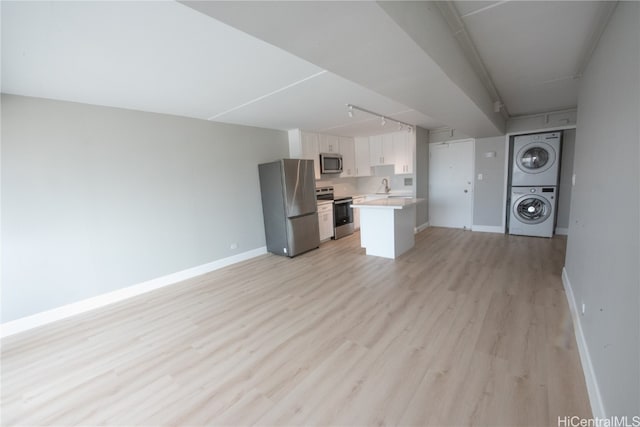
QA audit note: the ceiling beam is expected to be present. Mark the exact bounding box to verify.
[434,1,509,119]
[182,1,506,137]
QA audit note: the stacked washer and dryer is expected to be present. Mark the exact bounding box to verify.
[508,132,561,238]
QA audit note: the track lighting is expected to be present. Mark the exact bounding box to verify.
[345,104,414,133]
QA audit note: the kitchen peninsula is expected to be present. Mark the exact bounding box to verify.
[351,198,425,259]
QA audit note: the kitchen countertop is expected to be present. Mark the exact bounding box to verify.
[334,193,367,199]
[332,192,414,199]
[352,198,425,210]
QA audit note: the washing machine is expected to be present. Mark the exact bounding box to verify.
[511,132,561,186]
[509,186,556,238]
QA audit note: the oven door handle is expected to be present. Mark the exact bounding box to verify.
[334,199,352,205]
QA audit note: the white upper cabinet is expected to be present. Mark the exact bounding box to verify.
[393,131,413,174]
[339,137,355,178]
[369,135,383,166]
[318,134,340,153]
[289,129,412,181]
[354,137,371,177]
[382,133,395,166]
[369,133,395,166]
[300,131,321,180]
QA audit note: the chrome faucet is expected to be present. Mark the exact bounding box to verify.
[382,178,390,194]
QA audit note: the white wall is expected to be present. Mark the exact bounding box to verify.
[564,2,639,417]
[415,126,429,228]
[1,94,289,322]
[556,128,575,231]
[473,136,506,228]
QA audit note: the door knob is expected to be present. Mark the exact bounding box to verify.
[464,189,468,193]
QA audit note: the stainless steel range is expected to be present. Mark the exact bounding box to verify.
[315,186,354,240]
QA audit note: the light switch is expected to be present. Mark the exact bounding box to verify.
[572,173,576,186]
[477,173,483,181]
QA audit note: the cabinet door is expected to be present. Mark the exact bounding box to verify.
[381,133,395,165]
[319,212,327,241]
[404,131,414,174]
[353,197,366,230]
[354,137,371,177]
[301,132,320,180]
[339,137,355,177]
[369,134,383,166]
[319,134,339,153]
[393,131,407,174]
[318,208,334,241]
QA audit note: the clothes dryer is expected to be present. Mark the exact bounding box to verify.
[512,132,561,186]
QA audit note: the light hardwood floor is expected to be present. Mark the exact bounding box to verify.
[1,228,591,426]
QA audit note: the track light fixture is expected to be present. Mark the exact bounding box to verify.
[345,104,414,133]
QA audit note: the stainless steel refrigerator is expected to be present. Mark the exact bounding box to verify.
[258,159,320,257]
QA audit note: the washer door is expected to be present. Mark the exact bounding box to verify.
[513,195,551,224]
[516,142,557,174]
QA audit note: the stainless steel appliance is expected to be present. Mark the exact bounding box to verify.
[319,152,343,174]
[315,186,354,239]
[258,159,320,257]
[334,197,354,239]
[509,186,556,238]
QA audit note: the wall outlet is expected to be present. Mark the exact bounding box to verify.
[581,302,586,315]
[477,173,483,181]
[230,243,238,250]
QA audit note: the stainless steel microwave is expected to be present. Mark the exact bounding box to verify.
[319,153,343,174]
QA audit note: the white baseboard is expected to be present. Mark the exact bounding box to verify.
[472,225,504,234]
[1,247,267,339]
[415,222,430,233]
[562,267,606,419]
[555,227,569,235]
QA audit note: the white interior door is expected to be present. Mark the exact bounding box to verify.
[429,140,474,229]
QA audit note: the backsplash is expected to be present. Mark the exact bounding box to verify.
[317,165,414,196]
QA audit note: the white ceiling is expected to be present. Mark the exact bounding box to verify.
[0,0,441,137]
[1,1,617,136]
[184,0,506,137]
[453,0,615,116]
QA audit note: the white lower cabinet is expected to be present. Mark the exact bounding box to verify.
[318,203,334,242]
[353,196,367,230]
